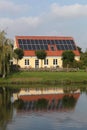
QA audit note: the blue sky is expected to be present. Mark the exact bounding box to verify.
[0,0,87,51]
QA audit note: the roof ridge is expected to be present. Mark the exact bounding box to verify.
[15,36,73,40]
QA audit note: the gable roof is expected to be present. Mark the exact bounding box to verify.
[15,36,80,56]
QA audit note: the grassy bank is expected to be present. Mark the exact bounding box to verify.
[0,71,87,85]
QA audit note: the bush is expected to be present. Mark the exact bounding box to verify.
[10,64,20,72]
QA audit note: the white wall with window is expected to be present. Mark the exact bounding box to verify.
[15,56,63,68]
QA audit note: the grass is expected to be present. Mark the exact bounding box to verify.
[0,71,87,85]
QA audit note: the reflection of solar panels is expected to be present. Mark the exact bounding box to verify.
[18,39,77,51]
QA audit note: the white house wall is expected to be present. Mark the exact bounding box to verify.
[16,56,63,68]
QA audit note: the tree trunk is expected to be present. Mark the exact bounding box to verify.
[2,60,6,78]
[67,64,69,72]
[17,59,18,65]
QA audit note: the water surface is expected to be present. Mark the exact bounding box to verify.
[0,86,87,130]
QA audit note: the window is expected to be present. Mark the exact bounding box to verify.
[44,59,48,65]
[25,59,29,65]
[53,59,57,65]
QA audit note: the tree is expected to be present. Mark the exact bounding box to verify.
[35,50,47,68]
[0,30,13,78]
[14,48,24,64]
[77,46,83,54]
[62,50,75,68]
[80,51,87,69]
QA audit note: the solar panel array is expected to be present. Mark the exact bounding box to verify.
[18,39,77,51]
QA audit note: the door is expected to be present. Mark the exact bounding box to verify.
[35,59,39,68]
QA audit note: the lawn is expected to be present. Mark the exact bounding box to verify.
[0,71,87,84]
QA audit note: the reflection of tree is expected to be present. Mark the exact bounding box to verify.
[0,103,13,130]
[36,98,48,109]
[14,99,24,109]
[0,88,12,130]
[0,87,20,130]
[80,86,87,94]
[62,95,76,108]
[14,98,48,110]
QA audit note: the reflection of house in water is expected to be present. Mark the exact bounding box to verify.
[14,88,80,111]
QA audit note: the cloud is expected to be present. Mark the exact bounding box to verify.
[0,16,41,37]
[0,0,30,16]
[50,3,87,18]
[0,2,87,51]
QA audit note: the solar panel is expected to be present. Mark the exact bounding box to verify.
[40,45,44,50]
[44,45,48,50]
[35,40,39,44]
[71,45,76,50]
[27,39,30,44]
[55,40,60,44]
[68,44,73,50]
[18,39,22,44]
[56,45,61,50]
[22,39,26,44]
[59,40,63,44]
[23,44,27,50]
[47,40,51,44]
[61,45,65,50]
[19,44,24,49]
[36,45,40,50]
[66,40,71,44]
[64,45,69,50]
[55,40,57,44]
[70,40,74,45]
[43,40,47,44]
[39,40,43,44]
[51,40,55,44]
[27,45,32,50]
[18,38,77,51]
[62,40,67,44]
[73,45,76,50]
[31,40,35,44]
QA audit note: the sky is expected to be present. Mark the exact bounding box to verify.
[0,0,87,51]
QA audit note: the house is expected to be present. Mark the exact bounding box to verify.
[14,36,80,68]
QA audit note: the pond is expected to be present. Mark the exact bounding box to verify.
[0,86,87,130]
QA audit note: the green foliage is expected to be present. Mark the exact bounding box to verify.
[62,51,75,67]
[35,50,47,60]
[10,64,20,72]
[62,50,75,62]
[0,30,13,78]
[80,52,87,68]
[35,50,47,67]
[14,48,24,64]
[77,46,83,53]
[72,60,83,69]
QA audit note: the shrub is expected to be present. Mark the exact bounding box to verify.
[10,64,20,72]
